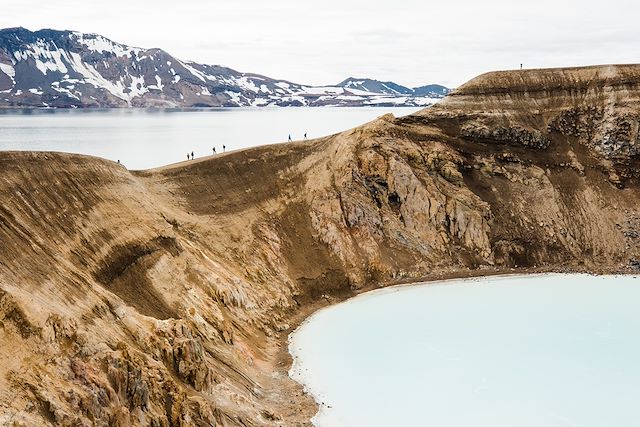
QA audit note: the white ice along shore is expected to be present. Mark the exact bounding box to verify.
[289,273,640,427]
[0,27,450,108]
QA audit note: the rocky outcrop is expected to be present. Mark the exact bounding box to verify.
[548,107,640,159]
[461,123,551,149]
[2,64,640,425]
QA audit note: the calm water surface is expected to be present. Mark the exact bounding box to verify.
[0,107,420,169]
[289,274,640,427]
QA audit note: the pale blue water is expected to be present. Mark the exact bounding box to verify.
[289,274,640,427]
[0,107,421,170]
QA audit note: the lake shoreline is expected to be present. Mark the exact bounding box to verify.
[280,265,638,425]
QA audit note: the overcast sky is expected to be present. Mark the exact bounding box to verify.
[3,0,640,88]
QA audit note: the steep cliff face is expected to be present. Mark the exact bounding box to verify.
[2,64,640,426]
[399,64,640,267]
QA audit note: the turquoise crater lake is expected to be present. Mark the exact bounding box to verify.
[289,274,640,427]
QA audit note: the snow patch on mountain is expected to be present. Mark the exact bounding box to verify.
[0,62,15,79]
[0,27,450,108]
[151,75,164,91]
[14,41,69,75]
[67,51,128,100]
[179,60,208,82]
[73,32,141,58]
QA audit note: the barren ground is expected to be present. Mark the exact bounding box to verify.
[2,64,640,425]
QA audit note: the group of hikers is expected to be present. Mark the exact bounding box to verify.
[187,144,226,160]
[288,132,308,142]
[186,132,308,161]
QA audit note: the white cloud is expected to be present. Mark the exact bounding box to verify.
[1,0,639,88]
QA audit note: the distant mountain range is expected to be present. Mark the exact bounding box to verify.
[0,27,450,108]
[338,78,449,98]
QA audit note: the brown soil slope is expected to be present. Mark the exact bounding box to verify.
[2,64,640,426]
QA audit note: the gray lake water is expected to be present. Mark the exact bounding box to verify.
[289,274,640,427]
[0,107,421,170]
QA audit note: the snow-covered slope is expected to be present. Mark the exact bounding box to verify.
[0,27,449,108]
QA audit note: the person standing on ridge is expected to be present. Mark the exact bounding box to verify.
[187,153,190,161]
[304,132,307,140]
[288,134,292,142]
[223,144,226,153]
[191,151,194,160]
[213,147,216,155]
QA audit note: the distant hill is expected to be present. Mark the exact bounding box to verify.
[0,27,450,108]
[412,84,450,97]
[337,78,451,98]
